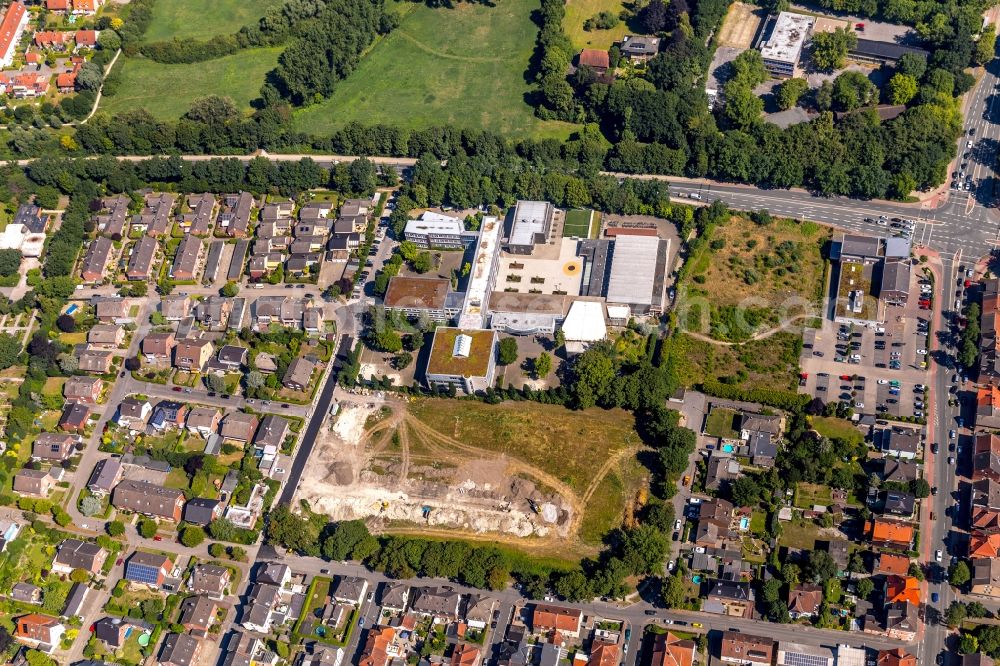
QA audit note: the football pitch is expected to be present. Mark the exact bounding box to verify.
[563,209,599,238]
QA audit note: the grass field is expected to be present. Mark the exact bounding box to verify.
[794,482,833,509]
[142,0,284,42]
[682,216,830,342]
[704,407,739,438]
[563,0,629,50]
[407,399,641,496]
[810,416,864,446]
[292,0,577,140]
[666,331,802,394]
[564,209,597,238]
[100,48,282,119]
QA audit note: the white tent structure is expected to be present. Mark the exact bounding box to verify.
[561,300,607,354]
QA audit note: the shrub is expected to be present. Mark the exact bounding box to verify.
[106,520,125,536]
[138,519,157,539]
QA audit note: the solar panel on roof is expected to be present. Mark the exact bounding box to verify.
[782,651,830,666]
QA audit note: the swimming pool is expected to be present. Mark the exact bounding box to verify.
[739,516,750,530]
[722,444,735,453]
[692,575,702,584]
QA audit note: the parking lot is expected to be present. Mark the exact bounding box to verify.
[800,264,931,419]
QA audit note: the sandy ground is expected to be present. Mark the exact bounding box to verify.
[294,401,574,538]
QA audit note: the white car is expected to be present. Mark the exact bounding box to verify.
[968,140,974,148]
[689,192,703,200]
[936,550,943,562]
[688,497,702,505]
[854,402,864,408]
[674,519,682,531]
[694,546,706,554]
[950,429,957,439]
[917,349,927,355]
[877,379,888,385]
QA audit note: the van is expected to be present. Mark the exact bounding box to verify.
[689,192,702,200]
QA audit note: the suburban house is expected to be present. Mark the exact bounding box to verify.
[451,643,482,666]
[196,296,233,331]
[885,575,921,606]
[651,632,695,666]
[971,557,1000,597]
[59,402,90,433]
[283,356,316,391]
[972,478,1000,533]
[974,433,1000,482]
[179,594,219,635]
[80,237,114,283]
[183,498,223,526]
[168,236,202,282]
[94,617,151,649]
[577,48,610,74]
[214,345,248,372]
[530,602,582,638]
[13,614,65,650]
[787,584,823,619]
[380,583,409,613]
[126,236,158,281]
[878,649,918,666]
[11,583,41,604]
[254,415,290,450]
[332,576,369,605]
[116,398,152,431]
[358,625,397,666]
[221,412,259,442]
[876,552,912,576]
[158,632,203,666]
[186,407,221,438]
[719,631,775,666]
[978,384,1000,430]
[410,587,463,622]
[87,457,123,496]
[124,551,173,589]
[88,324,125,348]
[142,332,176,365]
[77,349,114,374]
[52,538,107,575]
[13,468,55,497]
[189,564,231,599]
[112,480,185,522]
[620,34,661,61]
[32,432,80,461]
[704,581,755,619]
[161,294,192,321]
[174,338,215,371]
[868,518,915,550]
[151,400,188,431]
[882,602,921,641]
[64,376,102,404]
[880,428,920,459]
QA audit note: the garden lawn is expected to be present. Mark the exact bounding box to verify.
[810,416,864,446]
[143,0,285,42]
[292,0,577,140]
[704,407,739,438]
[100,48,282,120]
[563,0,629,50]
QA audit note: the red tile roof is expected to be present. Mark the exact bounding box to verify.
[0,3,27,62]
[876,553,911,576]
[47,0,69,9]
[75,29,97,46]
[885,575,920,606]
[578,49,610,69]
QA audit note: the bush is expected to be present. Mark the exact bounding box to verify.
[180,525,206,547]
[69,568,90,584]
[208,542,226,558]
[106,520,125,536]
[138,519,158,539]
[51,508,71,527]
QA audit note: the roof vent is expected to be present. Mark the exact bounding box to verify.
[453,334,472,358]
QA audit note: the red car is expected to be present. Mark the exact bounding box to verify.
[856,22,865,30]
[171,386,183,392]
[153,535,162,541]
[839,374,852,380]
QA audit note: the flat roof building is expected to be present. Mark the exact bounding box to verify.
[759,12,815,77]
[384,276,460,322]
[405,213,465,249]
[458,215,502,329]
[506,201,554,255]
[425,328,498,395]
[605,235,668,314]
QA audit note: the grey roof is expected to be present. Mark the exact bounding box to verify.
[254,415,290,449]
[159,632,201,666]
[190,564,230,595]
[54,538,105,571]
[380,582,409,609]
[179,594,217,628]
[284,357,316,388]
[11,582,40,602]
[708,580,754,602]
[884,236,911,258]
[620,34,661,55]
[838,234,881,260]
[171,235,202,278]
[63,582,88,617]
[606,235,661,306]
[882,490,916,515]
[851,38,929,61]
[81,237,114,280]
[87,457,122,492]
[881,259,911,295]
[160,295,192,320]
[183,498,221,526]
[411,586,462,618]
[256,563,290,586]
[332,576,368,603]
[508,200,552,248]
[127,236,158,279]
[221,412,258,441]
[127,550,171,571]
[217,345,247,366]
[112,479,183,518]
[15,203,45,233]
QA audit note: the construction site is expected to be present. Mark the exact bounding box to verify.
[293,396,649,553]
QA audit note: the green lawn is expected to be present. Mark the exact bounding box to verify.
[143,0,284,42]
[704,407,739,439]
[810,416,863,446]
[292,0,578,140]
[99,48,282,119]
[563,209,596,238]
[563,0,629,50]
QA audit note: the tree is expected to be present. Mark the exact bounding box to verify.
[723,80,762,130]
[896,52,926,79]
[856,577,874,599]
[208,543,226,558]
[887,73,918,105]
[950,560,972,587]
[911,478,930,498]
[138,519,158,539]
[811,27,857,70]
[221,281,239,297]
[776,78,808,110]
[730,476,760,507]
[181,525,206,547]
[946,602,969,627]
[56,313,76,332]
[0,333,21,370]
[246,371,265,390]
[534,352,552,378]
[977,24,997,66]
[640,0,670,32]
[808,550,838,583]
[393,352,413,370]
[58,353,79,374]
[80,495,102,517]
[373,327,403,353]
[412,252,434,274]
[206,374,226,393]
[980,625,1000,656]
[106,520,125,536]
[25,650,56,666]
[69,568,90,584]
[498,338,518,366]
[124,356,141,371]
[960,633,979,655]
[832,71,876,111]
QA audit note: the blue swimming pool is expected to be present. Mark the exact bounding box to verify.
[692,575,702,584]
[722,444,735,453]
[739,517,750,530]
